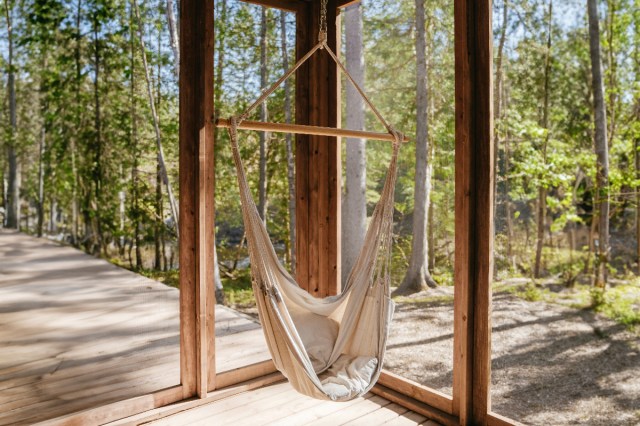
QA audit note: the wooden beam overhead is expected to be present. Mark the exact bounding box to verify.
[453,0,494,425]
[336,0,362,8]
[238,0,358,13]
[238,0,303,13]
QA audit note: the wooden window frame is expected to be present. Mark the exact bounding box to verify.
[46,1,519,425]
[221,2,512,426]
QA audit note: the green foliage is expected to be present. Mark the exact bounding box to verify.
[2,0,640,339]
[221,270,255,309]
[519,283,544,302]
[591,284,640,331]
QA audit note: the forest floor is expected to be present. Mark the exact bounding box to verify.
[231,280,640,425]
[383,282,640,426]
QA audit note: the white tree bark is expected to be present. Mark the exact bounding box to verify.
[394,0,437,295]
[587,0,610,286]
[132,0,179,238]
[211,0,230,302]
[342,2,367,284]
[165,0,179,81]
[37,126,45,237]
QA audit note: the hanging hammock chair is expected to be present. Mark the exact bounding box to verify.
[221,1,404,402]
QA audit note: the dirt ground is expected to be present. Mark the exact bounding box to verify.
[384,285,640,426]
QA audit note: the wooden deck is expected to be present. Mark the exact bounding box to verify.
[137,381,437,426]
[0,231,437,425]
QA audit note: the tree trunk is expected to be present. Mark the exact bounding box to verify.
[49,199,57,234]
[495,0,508,121]
[71,0,82,245]
[155,162,162,270]
[4,0,20,229]
[342,2,367,284]
[587,0,610,287]
[37,54,48,238]
[495,0,509,276]
[635,7,640,275]
[165,0,179,81]
[280,10,296,274]
[534,0,553,279]
[493,0,511,262]
[213,233,224,304]
[258,7,269,223]
[92,13,103,255]
[154,26,163,271]
[133,0,179,238]
[37,125,46,237]
[130,3,142,269]
[606,0,618,144]
[504,83,514,265]
[394,0,437,296]
[212,0,229,303]
[636,136,640,275]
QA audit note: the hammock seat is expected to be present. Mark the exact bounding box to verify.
[225,22,403,401]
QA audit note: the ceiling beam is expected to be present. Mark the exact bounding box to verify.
[336,0,361,8]
[238,0,303,13]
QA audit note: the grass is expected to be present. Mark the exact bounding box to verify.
[392,293,455,305]
[221,269,254,307]
[139,269,180,289]
[496,278,640,334]
[109,257,181,289]
[590,284,640,331]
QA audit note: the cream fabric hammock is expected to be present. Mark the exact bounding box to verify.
[225,15,403,401]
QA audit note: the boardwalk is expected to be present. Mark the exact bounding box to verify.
[0,231,434,425]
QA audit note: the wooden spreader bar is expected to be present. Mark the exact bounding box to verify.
[215,118,409,143]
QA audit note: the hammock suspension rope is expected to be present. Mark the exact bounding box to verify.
[222,0,406,401]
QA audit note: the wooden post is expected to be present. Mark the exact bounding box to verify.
[295,0,341,297]
[179,0,215,398]
[453,0,494,425]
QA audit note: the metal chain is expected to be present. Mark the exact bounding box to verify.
[318,0,328,42]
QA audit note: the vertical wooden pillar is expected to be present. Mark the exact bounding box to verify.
[179,0,215,398]
[452,0,494,425]
[295,0,341,297]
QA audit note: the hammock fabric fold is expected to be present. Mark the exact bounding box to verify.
[225,32,403,401]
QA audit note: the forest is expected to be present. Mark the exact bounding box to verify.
[1,0,639,328]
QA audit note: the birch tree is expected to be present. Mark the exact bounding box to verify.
[394,0,437,295]
[132,0,179,238]
[165,0,179,81]
[212,0,230,303]
[342,2,367,283]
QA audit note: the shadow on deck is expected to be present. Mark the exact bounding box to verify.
[0,231,436,426]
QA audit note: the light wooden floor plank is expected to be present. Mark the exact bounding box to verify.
[383,410,429,425]
[305,395,391,426]
[1,231,441,426]
[263,392,375,425]
[343,402,410,425]
[0,231,268,425]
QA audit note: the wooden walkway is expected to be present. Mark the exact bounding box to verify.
[0,231,435,425]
